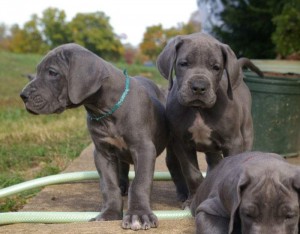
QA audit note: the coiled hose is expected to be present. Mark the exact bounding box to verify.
[0,210,192,225]
[0,171,204,225]
[0,171,173,198]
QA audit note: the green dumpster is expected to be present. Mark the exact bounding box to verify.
[244,67,300,157]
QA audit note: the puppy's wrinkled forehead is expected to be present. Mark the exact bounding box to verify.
[246,170,296,203]
[37,52,56,70]
[36,50,68,73]
[177,37,223,63]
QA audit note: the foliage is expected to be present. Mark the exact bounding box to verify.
[7,15,48,54]
[40,8,71,48]
[211,0,276,58]
[0,8,123,60]
[140,19,201,61]
[69,12,124,61]
[209,0,299,59]
[272,3,300,57]
[123,44,138,64]
[140,25,165,61]
[1,7,201,61]
[0,23,9,50]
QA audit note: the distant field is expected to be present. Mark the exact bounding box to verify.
[0,51,166,211]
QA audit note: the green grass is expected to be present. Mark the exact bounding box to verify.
[0,51,166,211]
[115,62,167,85]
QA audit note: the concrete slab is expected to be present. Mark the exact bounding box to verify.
[0,144,207,233]
[1,144,299,233]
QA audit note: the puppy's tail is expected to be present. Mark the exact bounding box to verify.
[238,58,264,77]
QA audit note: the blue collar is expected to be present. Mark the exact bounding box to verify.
[87,69,130,121]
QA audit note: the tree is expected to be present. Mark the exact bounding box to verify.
[40,7,71,48]
[0,23,9,50]
[123,44,138,64]
[208,0,299,58]
[140,16,201,61]
[211,0,276,58]
[68,12,124,60]
[272,3,300,57]
[7,15,48,54]
[140,25,165,61]
[0,8,123,59]
[183,10,202,34]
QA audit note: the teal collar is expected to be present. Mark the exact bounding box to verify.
[87,69,130,121]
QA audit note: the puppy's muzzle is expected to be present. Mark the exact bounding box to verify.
[190,80,210,95]
[20,92,29,102]
[20,85,37,102]
[20,86,43,114]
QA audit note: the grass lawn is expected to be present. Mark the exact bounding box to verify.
[0,51,166,211]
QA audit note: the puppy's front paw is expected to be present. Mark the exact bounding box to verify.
[182,199,192,210]
[122,213,158,230]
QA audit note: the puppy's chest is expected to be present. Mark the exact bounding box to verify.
[101,135,128,150]
[88,121,128,151]
[187,113,222,150]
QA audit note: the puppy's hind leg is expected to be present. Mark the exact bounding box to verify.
[166,142,189,202]
[205,152,223,173]
[118,160,130,196]
[168,138,203,208]
[91,149,123,221]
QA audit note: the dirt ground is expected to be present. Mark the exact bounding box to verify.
[1,144,299,234]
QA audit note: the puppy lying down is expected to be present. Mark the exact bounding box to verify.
[191,152,300,234]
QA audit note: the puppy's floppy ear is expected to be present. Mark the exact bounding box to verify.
[292,168,300,192]
[61,47,109,104]
[228,170,250,234]
[291,168,300,232]
[156,36,183,90]
[220,44,242,100]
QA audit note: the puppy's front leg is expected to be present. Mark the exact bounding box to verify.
[205,152,223,172]
[118,160,129,196]
[91,149,123,221]
[122,142,158,230]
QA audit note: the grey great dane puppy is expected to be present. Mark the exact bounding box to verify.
[157,32,263,204]
[191,152,300,234]
[20,43,168,230]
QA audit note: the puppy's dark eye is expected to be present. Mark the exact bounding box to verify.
[242,205,259,219]
[213,64,220,71]
[283,209,298,220]
[179,61,188,67]
[48,69,58,77]
[285,212,297,219]
[280,206,298,220]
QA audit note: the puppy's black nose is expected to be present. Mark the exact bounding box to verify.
[190,81,209,95]
[20,91,29,102]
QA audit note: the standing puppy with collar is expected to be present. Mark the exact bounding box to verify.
[157,32,262,204]
[20,43,168,230]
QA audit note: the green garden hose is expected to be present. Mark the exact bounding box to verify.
[0,210,193,225]
[0,170,206,225]
[0,171,173,198]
